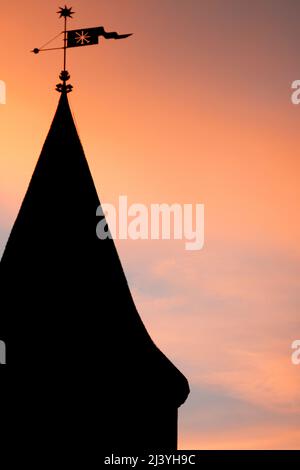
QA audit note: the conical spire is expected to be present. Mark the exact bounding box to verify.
[0,91,189,450]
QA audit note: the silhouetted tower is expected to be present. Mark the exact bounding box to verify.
[0,6,189,452]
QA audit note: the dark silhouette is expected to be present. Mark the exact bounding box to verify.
[67,27,132,48]
[32,5,132,67]
[96,27,132,40]
[0,89,189,451]
[57,5,75,18]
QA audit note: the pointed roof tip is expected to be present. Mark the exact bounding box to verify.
[58,87,69,102]
[54,82,77,117]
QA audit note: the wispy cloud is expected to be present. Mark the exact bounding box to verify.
[118,238,300,449]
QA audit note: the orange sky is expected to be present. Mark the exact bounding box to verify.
[0,0,299,449]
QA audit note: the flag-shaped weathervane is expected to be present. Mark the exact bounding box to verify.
[32,5,132,93]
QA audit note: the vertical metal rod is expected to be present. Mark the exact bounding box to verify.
[63,16,67,71]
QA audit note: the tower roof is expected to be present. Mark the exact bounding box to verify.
[0,91,189,407]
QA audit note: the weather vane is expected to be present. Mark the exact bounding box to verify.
[32,5,132,93]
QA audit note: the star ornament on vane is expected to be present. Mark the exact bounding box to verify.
[75,31,91,45]
[57,5,75,18]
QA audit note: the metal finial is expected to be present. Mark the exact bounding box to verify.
[56,5,74,93]
[57,5,75,18]
[32,6,132,94]
[56,71,73,94]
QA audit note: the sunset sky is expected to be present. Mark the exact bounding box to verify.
[1,0,300,449]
